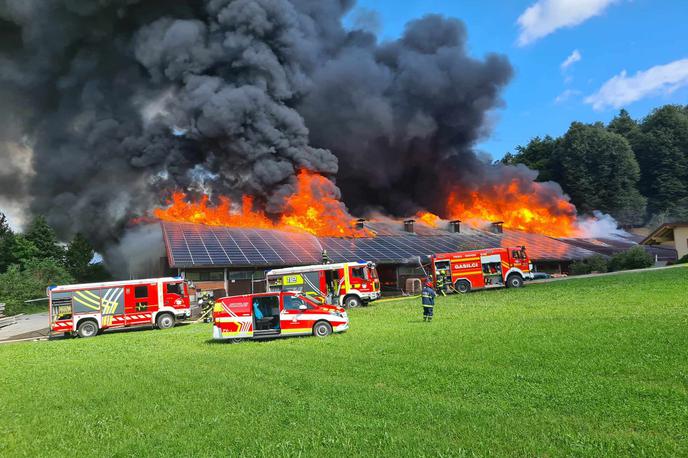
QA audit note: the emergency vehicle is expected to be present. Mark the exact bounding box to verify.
[49,277,191,338]
[430,246,534,293]
[212,291,349,341]
[266,262,380,308]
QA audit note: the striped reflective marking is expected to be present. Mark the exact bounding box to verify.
[281,328,311,334]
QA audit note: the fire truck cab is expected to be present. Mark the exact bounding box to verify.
[266,262,380,308]
[212,291,349,341]
[430,246,534,293]
[49,277,191,338]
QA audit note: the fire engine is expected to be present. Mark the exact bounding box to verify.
[48,277,191,338]
[430,246,534,293]
[266,262,380,308]
[212,291,348,341]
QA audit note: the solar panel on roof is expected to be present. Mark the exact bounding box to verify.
[162,221,601,269]
[162,222,323,267]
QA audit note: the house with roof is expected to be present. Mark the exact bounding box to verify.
[154,219,613,296]
[132,217,677,297]
[640,222,688,260]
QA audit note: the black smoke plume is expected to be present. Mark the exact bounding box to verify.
[0,0,520,267]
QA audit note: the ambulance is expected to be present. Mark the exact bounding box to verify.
[430,246,534,293]
[266,262,380,308]
[212,291,349,341]
[48,277,191,337]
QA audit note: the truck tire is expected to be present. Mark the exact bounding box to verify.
[507,274,524,288]
[156,313,175,330]
[77,320,98,338]
[343,295,362,308]
[313,321,332,337]
[455,280,471,294]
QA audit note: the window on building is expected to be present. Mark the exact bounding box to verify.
[185,270,224,282]
[228,271,252,281]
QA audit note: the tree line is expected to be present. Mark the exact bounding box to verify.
[0,213,110,315]
[502,105,688,226]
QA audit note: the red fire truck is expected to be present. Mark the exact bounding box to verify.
[49,277,191,338]
[212,291,349,341]
[266,262,380,308]
[430,246,534,293]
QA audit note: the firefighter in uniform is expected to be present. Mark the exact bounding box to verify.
[436,272,446,296]
[322,249,331,264]
[421,279,436,322]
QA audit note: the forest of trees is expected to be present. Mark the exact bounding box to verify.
[502,104,688,227]
[0,213,110,315]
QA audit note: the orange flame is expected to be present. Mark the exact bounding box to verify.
[447,180,579,237]
[153,170,369,237]
[416,211,441,227]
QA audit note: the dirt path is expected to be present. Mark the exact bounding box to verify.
[0,313,49,343]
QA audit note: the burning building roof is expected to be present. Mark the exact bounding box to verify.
[160,220,601,269]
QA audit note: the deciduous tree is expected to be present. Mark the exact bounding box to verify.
[553,122,646,224]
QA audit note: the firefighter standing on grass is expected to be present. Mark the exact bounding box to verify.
[421,279,436,322]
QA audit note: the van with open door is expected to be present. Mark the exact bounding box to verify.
[212,291,349,341]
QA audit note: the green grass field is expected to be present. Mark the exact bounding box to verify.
[1,268,687,456]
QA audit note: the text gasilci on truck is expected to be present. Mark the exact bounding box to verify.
[430,246,534,293]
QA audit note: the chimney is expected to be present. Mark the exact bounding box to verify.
[490,221,504,234]
[355,218,366,230]
[449,220,461,233]
[403,219,415,233]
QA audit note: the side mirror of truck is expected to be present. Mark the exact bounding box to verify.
[299,304,307,311]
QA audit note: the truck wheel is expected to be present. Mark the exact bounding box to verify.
[313,321,332,337]
[507,275,524,288]
[77,320,98,338]
[156,313,175,330]
[455,280,471,294]
[344,295,362,308]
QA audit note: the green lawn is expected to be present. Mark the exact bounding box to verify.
[1,267,687,456]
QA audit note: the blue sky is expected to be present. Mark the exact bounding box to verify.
[346,0,688,159]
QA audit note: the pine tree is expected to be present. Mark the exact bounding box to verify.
[24,216,65,264]
[65,233,95,281]
[607,109,639,139]
[0,212,10,239]
[0,212,14,273]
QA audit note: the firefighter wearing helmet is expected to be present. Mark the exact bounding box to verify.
[421,278,436,322]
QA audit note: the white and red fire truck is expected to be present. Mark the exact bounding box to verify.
[266,261,380,308]
[212,291,348,341]
[49,277,191,338]
[430,246,534,293]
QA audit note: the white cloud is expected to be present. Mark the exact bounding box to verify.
[517,0,619,46]
[561,49,581,70]
[585,58,688,110]
[554,89,582,104]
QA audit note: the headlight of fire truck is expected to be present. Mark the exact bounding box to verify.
[329,311,345,318]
